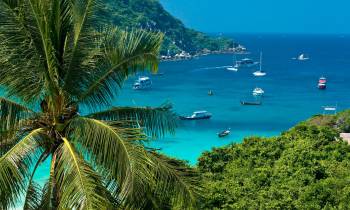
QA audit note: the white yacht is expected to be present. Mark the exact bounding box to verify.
[227,55,239,71]
[253,71,267,77]
[133,76,152,90]
[180,111,212,120]
[252,88,265,96]
[253,52,267,77]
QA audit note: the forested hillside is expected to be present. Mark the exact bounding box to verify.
[100,0,234,55]
[198,111,350,209]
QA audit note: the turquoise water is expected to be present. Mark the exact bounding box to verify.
[116,34,350,165]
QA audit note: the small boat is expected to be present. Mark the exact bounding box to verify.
[322,105,337,115]
[324,106,336,111]
[180,111,212,120]
[208,90,214,96]
[252,88,264,96]
[227,55,239,71]
[133,76,152,90]
[241,101,262,106]
[218,130,231,138]
[253,71,267,77]
[253,52,266,77]
[297,53,309,61]
[236,58,259,68]
[318,77,327,90]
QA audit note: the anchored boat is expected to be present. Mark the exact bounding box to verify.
[253,52,267,77]
[318,77,327,90]
[180,111,212,120]
[297,53,309,61]
[218,129,231,138]
[252,87,265,96]
[241,101,262,106]
[227,55,239,71]
[133,76,152,90]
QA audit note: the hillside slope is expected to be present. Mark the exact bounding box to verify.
[101,0,234,55]
[198,111,350,209]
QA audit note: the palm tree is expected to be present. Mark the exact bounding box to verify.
[0,0,197,209]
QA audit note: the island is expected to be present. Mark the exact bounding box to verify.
[100,0,247,60]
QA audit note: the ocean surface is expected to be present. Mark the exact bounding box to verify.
[116,34,350,165]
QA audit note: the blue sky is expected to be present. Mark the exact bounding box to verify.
[159,0,350,34]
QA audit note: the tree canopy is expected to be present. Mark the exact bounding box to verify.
[198,111,350,209]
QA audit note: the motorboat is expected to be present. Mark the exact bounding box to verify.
[253,52,266,77]
[318,77,327,90]
[297,53,309,61]
[208,90,214,96]
[180,111,212,120]
[252,88,265,96]
[236,58,259,68]
[218,130,231,138]
[253,71,267,77]
[133,76,152,90]
[241,100,262,106]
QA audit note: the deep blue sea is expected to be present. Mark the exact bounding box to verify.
[116,34,350,165]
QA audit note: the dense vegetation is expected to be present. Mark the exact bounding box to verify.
[198,111,350,209]
[100,0,234,55]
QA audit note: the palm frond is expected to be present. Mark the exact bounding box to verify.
[69,117,141,198]
[62,0,103,97]
[0,97,35,153]
[0,128,44,210]
[23,181,42,210]
[39,152,58,210]
[0,97,34,132]
[87,103,177,137]
[146,153,199,209]
[77,28,163,107]
[23,150,48,210]
[67,117,196,208]
[0,1,45,102]
[55,137,116,209]
[26,0,60,100]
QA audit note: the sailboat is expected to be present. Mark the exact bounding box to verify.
[297,53,309,61]
[227,55,238,71]
[253,52,267,77]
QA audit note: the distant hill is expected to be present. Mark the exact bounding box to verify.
[100,0,234,55]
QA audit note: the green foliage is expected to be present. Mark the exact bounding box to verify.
[100,0,234,55]
[198,120,350,209]
[306,110,350,132]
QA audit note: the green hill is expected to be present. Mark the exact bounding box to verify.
[100,0,234,55]
[198,111,350,209]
